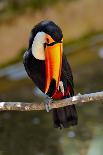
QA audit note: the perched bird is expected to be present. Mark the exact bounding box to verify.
[23,20,78,128]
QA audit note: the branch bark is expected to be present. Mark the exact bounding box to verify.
[0,91,103,111]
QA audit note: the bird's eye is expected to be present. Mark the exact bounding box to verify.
[46,38,49,43]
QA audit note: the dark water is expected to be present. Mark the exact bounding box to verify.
[0,39,103,155]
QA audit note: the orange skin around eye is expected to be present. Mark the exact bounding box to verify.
[45,34,63,97]
[46,34,55,44]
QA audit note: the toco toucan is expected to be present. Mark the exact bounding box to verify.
[23,20,78,128]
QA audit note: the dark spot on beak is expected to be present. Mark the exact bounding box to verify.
[46,79,56,97]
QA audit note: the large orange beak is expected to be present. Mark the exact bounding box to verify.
[45,41,63,97]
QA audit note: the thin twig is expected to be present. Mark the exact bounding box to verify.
[0,91,103,111]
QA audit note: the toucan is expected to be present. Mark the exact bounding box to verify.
[23,20,78,128]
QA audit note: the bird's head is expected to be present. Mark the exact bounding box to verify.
[29,20,63,97]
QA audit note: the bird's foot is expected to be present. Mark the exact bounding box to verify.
[44,96,53,112]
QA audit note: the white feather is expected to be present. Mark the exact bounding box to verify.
[32,32,46,60]
[58,81,64,95]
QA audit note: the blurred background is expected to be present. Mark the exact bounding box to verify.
[0,0,103,155]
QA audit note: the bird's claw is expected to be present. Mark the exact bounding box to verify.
[45,103,50,112]
[44,97,53,112]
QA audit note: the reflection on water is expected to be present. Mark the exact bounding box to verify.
[0,39,103,155]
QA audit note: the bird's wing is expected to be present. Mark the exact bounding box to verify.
[23,49,46,92]
[62,54,74,88]
[23,50,33,80]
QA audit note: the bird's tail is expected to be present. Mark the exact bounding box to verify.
[52,104,78,128]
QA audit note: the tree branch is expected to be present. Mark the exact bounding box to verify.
[0,91,103,111]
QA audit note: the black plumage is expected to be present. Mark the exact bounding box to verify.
[23,50,46,92]
[23,20,78,128]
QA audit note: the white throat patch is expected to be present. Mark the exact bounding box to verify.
[32,32,46,60]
